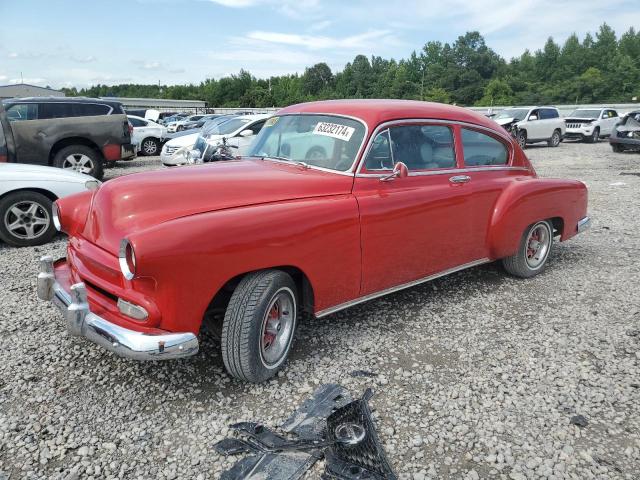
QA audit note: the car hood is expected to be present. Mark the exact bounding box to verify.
[565,117,596,123]
[165,132,200,148]
[81,158,354,253]
[495,117,516,126]
[0,163,92,183]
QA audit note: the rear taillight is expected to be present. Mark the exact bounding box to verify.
[124,121,133,138]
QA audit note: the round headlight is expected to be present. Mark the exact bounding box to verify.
[52,202,61,231]
[118,239,136,280]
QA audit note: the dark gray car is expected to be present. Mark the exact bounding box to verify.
[2,97,136,179]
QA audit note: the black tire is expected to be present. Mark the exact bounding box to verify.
[517,130,527,149]
[502,220,554,278]
[140,137,160,156]
[547,129,561,147]
[104,161,117,169]
[612,144,625,153]
[586,127,599,144]
[53,145,104,180]
[0,191,56,247]
[222,270,298,383]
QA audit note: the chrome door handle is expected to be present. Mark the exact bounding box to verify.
[449,175,471,184]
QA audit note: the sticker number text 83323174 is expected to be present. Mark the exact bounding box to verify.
[312,122,355,142]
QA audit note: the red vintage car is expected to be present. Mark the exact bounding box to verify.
[37,100,590,382]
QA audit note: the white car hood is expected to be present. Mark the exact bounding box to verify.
[165,133,200,148]
[0,163,92,183]
[495,117,516,126]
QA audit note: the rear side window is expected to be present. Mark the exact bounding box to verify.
[72,103,111,116]
[128,117,146,127]
[6,103,38,121]
[39,103,73,119]
[461,128,508,166]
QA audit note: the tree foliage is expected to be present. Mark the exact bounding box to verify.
[63,24,640,107]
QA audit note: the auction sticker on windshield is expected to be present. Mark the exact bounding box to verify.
[313,122,355,141]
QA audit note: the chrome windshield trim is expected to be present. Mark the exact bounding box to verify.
[355,118,515,175]
[315,258,490,318]
[251,112,369,175]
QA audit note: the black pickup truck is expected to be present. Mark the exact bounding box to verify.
[1,97,136,179]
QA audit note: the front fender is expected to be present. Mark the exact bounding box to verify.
[488,178,588,259]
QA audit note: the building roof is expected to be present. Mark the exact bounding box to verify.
[277,99,501,131]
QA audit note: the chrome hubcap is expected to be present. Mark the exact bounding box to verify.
[63,154,94,174]
[260,288,295,368]
[4,201,50,239]
[525,223,551,269]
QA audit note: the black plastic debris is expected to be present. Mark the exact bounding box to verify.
[570,414,588,428]
[214,384,396,480]
[349,370,378,378]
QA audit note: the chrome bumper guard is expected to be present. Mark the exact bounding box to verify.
[37,256,199,360]
[577,216,591,233]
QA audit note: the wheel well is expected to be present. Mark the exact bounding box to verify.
[201,266,315,335]
[0,188,57,203]
[49,137,103,165]
[549,217,564,237]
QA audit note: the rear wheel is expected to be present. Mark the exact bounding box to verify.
[502,220,554,278]
[586,127,599,144]
[221,270,298,382]
[0,191,56,247]
[141,137,160,156]
[548,129,561,147]
[53,145,104,180]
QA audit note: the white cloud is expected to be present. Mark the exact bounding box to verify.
[70,55,97,63]
[9,77,47,85]
[243,29,400,51]
[0,75,7,82]
[208,0,321,18]
[8,52,18,58]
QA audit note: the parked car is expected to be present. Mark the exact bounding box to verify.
[161,114,269,166]
[128,115,167,156]
[494,107,565,148]
[1,97,135,179]
[180,114,222,131]
[609,110,640,152]
[38,100,590,382]
[564,108,619,143]
[157,113,185,125]
[166,114,206,133]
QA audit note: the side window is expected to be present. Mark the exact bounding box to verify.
[39,103,73,119]
[608,110,618,118]
[246,120,266,135]
[128,117,145,127]
[72,103,111,116]
[461,128,509,166]
[6,103,37,121]
[364,130,393,170]
[387,125,455,170]
[546,108,559,119]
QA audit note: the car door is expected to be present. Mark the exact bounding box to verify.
[5,102,48,165]
[457,127,516,260]
[353,122,476,296]
[605,110,618,135]
[524,109,543,139]
[538,108,555,138]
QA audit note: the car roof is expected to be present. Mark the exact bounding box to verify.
[277,99,501,132]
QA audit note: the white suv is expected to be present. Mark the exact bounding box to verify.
[494,107,565,148]
[564,108,619,143]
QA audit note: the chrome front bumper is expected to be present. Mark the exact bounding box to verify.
[577,216,591,233]
[37,256,199,360]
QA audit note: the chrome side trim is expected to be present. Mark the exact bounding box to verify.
[37,256,199,361]
[315,258,490,318]
[577,216,591,233]
[355,118,515,175]
[355,166,529,178]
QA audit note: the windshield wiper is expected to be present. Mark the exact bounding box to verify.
[259,155,309,169]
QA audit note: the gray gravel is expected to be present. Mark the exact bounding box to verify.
[1,142,639,479]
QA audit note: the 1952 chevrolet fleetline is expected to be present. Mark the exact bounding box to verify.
[37,100,590,382]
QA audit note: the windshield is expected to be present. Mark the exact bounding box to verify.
[205,117,251,136]
[569,109,600,119]
[495,108,529,121]
[248,114,366,172]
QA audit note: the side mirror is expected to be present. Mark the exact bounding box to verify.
[239,129,253,137]
[380,162,409,182]
[528,115,538,121]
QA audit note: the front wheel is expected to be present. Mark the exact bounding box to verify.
[222,270,298,382]
[502,220,554,278]
[0,191,56,247]
[517,130,527,149]
[586,127,599,144]
[612,144,625,153]
[548,129,561,147]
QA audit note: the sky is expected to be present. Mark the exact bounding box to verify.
[1,0,639,90]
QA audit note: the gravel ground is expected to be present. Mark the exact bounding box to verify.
[0,142,639,480]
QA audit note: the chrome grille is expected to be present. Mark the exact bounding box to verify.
[566,123,583,129]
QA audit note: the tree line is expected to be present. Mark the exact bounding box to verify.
[62,24,640,108]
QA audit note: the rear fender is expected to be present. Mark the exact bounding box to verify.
[488,178,588,259]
